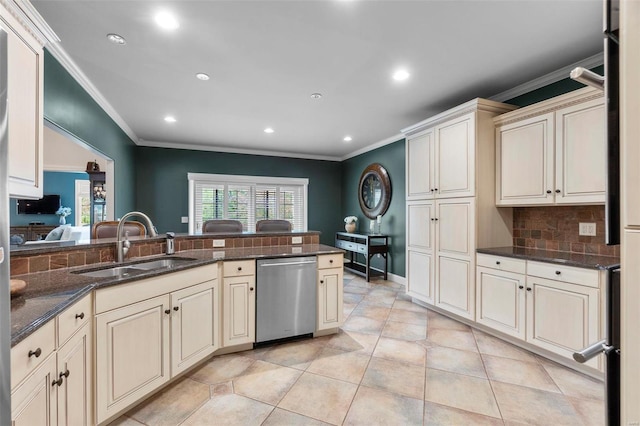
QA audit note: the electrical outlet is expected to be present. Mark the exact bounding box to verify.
[579,222,597,236]
[181,216,189,224]
[292,246,302,254]
[212,239,225,248]
[212,251,225,259]
[291,236,303,244]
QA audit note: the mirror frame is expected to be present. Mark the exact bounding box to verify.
[358,163,391,219]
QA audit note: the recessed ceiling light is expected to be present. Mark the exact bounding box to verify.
[343,136,353,142]
[155,11,179,30]
[164,116,177,123]
[264,128,274,134]
[106,33,126,45]
[392,69,410,81]
[196,73,210,81]
[310,93,323,99]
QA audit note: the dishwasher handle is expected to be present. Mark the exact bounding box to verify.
[258,260,317,267]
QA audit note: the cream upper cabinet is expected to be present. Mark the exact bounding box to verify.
[222,261,256,347]
[0,2,45,199]
[404,99,515,314]
[406,130,434,200]
[555,98,606,204]
[406,113,476,200]
[495,87,605,206]
[496,113,555,205]
[317,255,344,331]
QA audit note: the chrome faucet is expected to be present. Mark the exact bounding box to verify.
[116,211,158,263]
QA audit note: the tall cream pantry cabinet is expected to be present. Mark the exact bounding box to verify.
[404,99,516,320]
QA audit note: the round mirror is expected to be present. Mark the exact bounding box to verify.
[358,163,391,219]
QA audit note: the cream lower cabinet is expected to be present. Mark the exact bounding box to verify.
[476,254,527,339]
[96,295,171,423]
[11,295,93,426]
[317,254,344,331]
[222,260,256,347]
[95,264,219,424]
[406,201,435,304]
[476,254,602,370]
[495,87,605,206]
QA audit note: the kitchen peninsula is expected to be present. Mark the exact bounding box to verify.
[9,230,344,425]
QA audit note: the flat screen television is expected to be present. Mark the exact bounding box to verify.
[17,195,60,215]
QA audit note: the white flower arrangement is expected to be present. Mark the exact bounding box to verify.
[344,216,358,224]
[56,206,72,217]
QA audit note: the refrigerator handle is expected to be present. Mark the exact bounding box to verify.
[573,339,615,363]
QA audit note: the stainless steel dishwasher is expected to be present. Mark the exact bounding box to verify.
[256,256,317,343]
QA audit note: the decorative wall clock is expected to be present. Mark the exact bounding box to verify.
[358,163,391,219]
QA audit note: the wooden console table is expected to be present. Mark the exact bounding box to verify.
[335,232,388,281]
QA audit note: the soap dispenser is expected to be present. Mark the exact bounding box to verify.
[166,232,175,255]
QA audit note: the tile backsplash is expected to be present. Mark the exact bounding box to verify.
[513,205,618,256]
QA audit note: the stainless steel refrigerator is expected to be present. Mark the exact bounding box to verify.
[0,27,12,424]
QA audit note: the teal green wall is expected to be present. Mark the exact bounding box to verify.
[10,172,88,226]
[134,147,343,246]
[43,50,137,216]
[506,65,604,106]
[341,140,406,277]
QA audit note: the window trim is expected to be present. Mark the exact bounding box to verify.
[187,173,309,233]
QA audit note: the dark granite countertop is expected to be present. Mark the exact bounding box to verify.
[476,246,620,270]
[10,244,342,346]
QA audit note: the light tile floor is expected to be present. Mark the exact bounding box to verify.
[111,272,605,426]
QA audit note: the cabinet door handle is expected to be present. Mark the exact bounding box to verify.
[320,280,324,284]
[173,306,179,311]
[28,348,42,358]
[52,378,63,387]
[434,218,439,221]
[75,312,85,320]
[555,271,561,275]
[430,218,435,221]
[434,188,438,192]
[249,287,254,291]
[519,285,524,289]
[496,261,501,265]
[546,190,552,194]
[60,369,70,379]
[555,189,561,193]
[164,309,171,314]
[526,287,532,291]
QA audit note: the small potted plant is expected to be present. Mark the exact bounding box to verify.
[56,206,72,225]
[344,216,358,233]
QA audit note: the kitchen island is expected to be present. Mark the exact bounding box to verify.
[9,235,344,425]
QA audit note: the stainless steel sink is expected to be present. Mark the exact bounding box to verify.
[77,266,147,278]
[74,257,197,278]
[132,257,197,270]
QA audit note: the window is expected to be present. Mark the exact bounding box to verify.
[75,180,91,226]
[188,173,308,233]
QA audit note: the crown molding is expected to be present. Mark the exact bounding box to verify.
[137,139,342,162]
[8,0,59,44]
[489,52,604,102]
[341,133,405,161]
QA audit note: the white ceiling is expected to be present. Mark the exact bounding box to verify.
[30,0,603,161]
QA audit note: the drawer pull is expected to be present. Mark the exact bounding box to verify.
[75,312,85,320]
[555,271,561,275]
[237,266,242,271]
[329,259,333,264]
[164,309,171,315]
[173,306,179,311]
[28,348,42,358]
[496,261,501,265]
[519,285,524,289]
[60,369,70,379]
[52,378,63,387]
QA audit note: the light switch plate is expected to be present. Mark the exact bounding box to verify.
[291,236,303,244]
[579,222,597,236]
[181,216,189,224]
[213,239,225,248]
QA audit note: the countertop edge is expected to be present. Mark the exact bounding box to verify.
[476,247,620,270]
